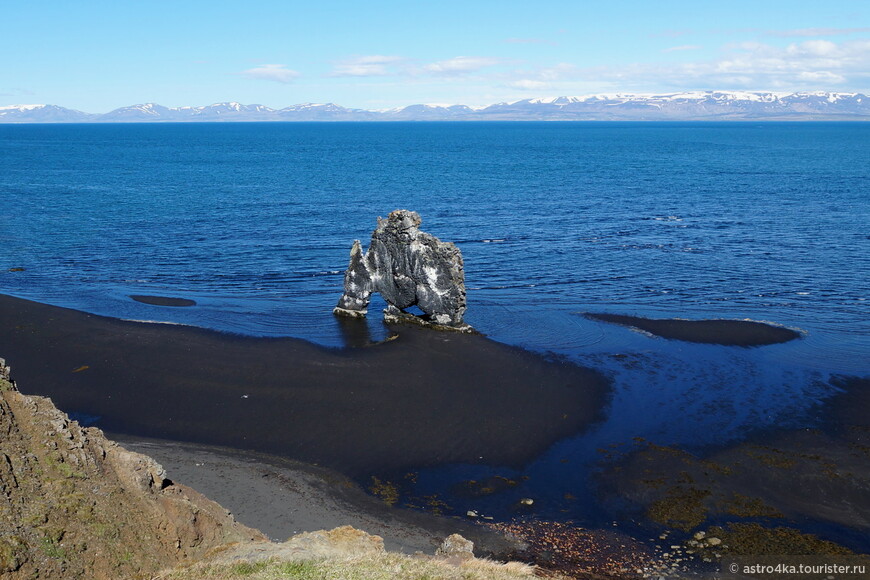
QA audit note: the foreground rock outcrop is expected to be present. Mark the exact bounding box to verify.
[334,210,471,331]
[167,527,540,580]
[0,357,549,579]
[0,358,266,579]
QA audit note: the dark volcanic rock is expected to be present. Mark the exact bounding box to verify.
[334,210,470,330]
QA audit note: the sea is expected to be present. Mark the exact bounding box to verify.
[1,121,868,525]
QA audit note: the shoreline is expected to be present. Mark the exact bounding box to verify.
[0,357,551,580]
[2,292,867,575]
[0,293,609,477]
[112,433,522,557]
[0,292,609,570]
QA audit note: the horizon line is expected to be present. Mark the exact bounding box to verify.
[2,89,868,115]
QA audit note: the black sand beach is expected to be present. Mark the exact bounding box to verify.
[115,435,520,556]
[2,293,868,576]
[585,312,802,346]
[129,294,197,307]
[0,293,609,477]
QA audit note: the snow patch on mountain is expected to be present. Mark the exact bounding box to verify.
[0,104,46,111]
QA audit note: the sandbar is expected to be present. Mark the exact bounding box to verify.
[0,293,609,477]
[585,312,801,346]
[130,294,197,307]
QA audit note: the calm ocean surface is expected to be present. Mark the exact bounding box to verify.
[1,122,869,521]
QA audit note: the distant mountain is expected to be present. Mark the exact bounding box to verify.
[0,104,95,122]
[98,102,279,122]
[193,102,275,120]
[385,104,481,120]
[98,103,188,122]
[474,92,870,120]
[276,103,378,121]
[2,92,869,123]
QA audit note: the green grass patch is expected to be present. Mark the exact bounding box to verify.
[39,536,67,560]
[230,560,270,576]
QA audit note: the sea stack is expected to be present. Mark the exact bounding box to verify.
[334,210,471,331]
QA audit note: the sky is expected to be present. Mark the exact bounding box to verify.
[2,0,869,112]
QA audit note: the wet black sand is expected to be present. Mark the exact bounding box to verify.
[0,293,609,477]
[585,312,802,346]
[129,294,197,307]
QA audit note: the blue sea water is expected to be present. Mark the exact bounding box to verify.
[1,122,869,523]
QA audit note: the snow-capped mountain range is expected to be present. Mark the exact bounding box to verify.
[1,92,868,123]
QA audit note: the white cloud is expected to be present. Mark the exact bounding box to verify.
[706,39,870,87]
[331,55,405,77]
[663,45,702,53]
[240,64,300,84]
[506,79,550,90]
[297,37,868,105]
[486,38,870,96]
[786,39,839,57]
[797,70,847,83]
[424,56,503,74]
[508,63,580,84]
[574,39,870,91]
[769,27,870,38]
[0,87,35,97]
[518,62,580,82]
[654,29,694,39]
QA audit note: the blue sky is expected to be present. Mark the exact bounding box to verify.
[2,1,869,111]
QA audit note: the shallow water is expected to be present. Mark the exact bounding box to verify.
[1,121,868,530]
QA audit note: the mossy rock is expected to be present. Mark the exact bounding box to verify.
[646,486,711,531]
[453,475,521,498]
[710,523,853,556]
[369,477,399,506]
[719,493,784,519]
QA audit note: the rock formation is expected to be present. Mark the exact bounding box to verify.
[175,525,538,579]
[334,210,471,331]
[436,533,475,562]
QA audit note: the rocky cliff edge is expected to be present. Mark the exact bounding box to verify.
[0,357,268,578]
[0,358,543,580]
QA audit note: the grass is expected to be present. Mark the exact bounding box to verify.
[39,536,67,560]
[0,536,25,572]
[44,450,87,480]
[162,553,539,580]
